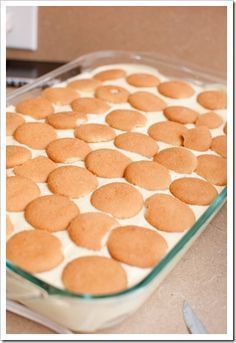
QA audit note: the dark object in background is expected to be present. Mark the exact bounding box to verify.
[6,60,65,87]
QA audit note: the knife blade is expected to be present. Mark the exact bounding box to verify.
[183,301,208,334]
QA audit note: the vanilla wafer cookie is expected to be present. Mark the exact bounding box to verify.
[16,97,54,119]
[91,182,143,219]
[47,166,97,198]
[62,256,127,295]
[25,195,79,232]
[7,230,64,273]
[68,212,118,250]
[145,193,195,233]
[107,226,168,268]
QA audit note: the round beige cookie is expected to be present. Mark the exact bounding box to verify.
[145,193,195,232]
[128,91,166,112]
[95,85,129,104]
[14,122,57,150]
[68,212,118,250]
[47,166,97,198]
[157,81,194,99]
[71,97,110,114]
[91,182,143,219]
[85,149,131,178]
[46,138,91,163]
[7,230,63,273]
[93,69,126,81]
[106,109,146,131]
[25,195,79,232]
[126,73,160,87]
[7,176,40,212]
[197,90,227,110]
[107,226,168,268]
[14,156,57,183]
[42,87,79,105]
[75,123,116,143]
[62,256,127,295]
[148,121,187,146]
[6,112,25,136]
[68,78,101,92]
[47,111,87,129]
[163,106,198,124]
[6,145,32,169]
[124,161,171,191]
[114,132,158,158]
[15,97,54,119]
[195,154,227,186]
[211,135,227,158]
[182,126,212,151]
[6,215,13,237]
[195,111,223,129]
[170,177,218,205]
[154,147,197,174]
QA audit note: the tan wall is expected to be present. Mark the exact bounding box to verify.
[7,6,227,73]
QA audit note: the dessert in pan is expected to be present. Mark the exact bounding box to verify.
[6,63,227,296]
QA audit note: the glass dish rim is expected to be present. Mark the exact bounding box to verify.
[6,50,227,300]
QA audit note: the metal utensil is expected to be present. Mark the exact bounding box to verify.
[183,301,208,334]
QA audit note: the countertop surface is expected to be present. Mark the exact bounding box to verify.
[6,204,227,335]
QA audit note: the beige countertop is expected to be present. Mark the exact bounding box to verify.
[6,204,227,334]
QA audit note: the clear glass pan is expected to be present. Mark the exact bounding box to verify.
[6,50,227,301]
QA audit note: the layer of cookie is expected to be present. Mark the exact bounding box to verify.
[6,63,226,292]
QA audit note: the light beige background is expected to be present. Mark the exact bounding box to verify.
[7,6,227,74]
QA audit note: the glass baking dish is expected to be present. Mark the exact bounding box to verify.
[6,50,227,332]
